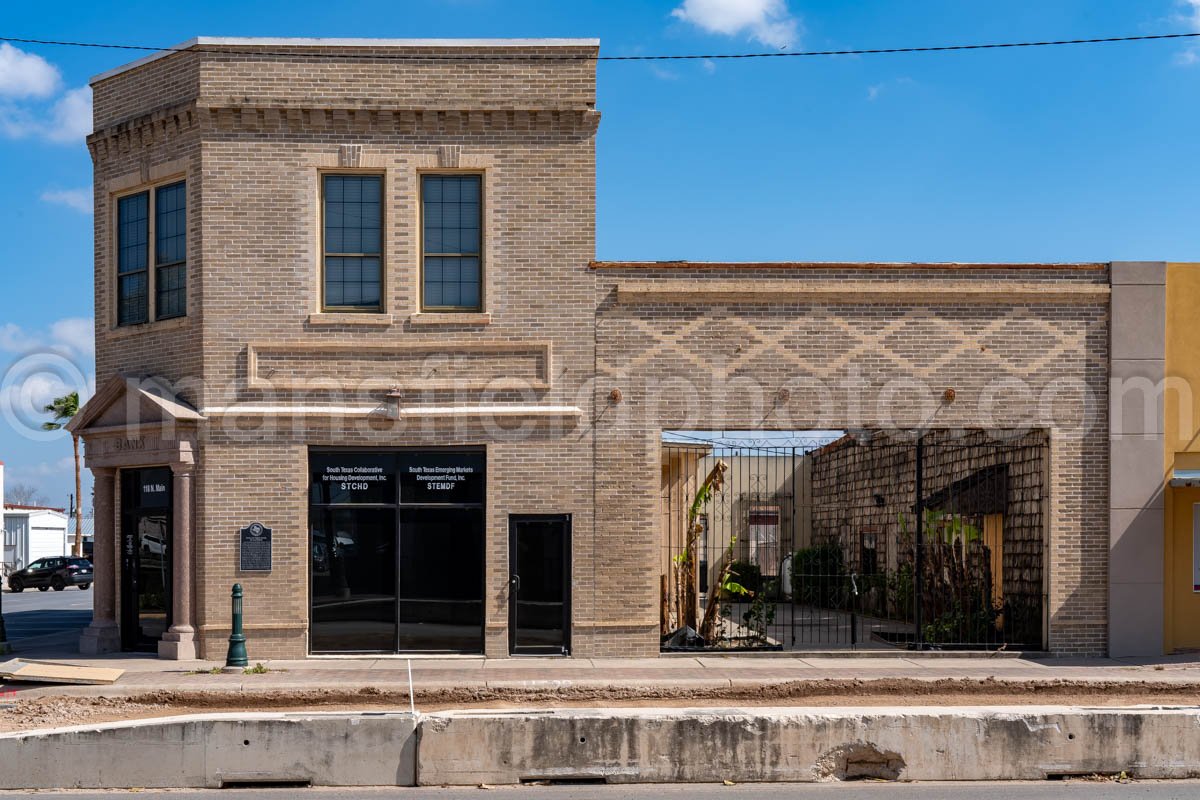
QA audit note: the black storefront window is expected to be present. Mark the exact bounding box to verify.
[309,449,485,654]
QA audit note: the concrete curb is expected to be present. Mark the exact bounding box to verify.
[3,705,1200,788]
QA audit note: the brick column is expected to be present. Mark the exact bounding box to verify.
[79,467,120,655]
[158,463,196,660]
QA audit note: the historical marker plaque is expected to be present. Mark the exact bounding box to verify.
[239,522,272,572]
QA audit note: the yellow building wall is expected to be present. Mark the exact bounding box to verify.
[1164,263,1200,651]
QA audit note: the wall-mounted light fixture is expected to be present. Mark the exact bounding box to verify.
[385,387,402,420]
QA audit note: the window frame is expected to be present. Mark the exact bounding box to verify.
[153,181,188,321]
[115,191,150,326]
[419,171,485,313]
[320,171,387,313]
[112,177,188,328]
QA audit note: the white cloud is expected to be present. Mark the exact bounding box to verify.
[45,86,92,142]
[0,323,95,442]
[1174,0,1200,64]
[0,46,91,145]
[20,456,75,478]
[650,65,681,81]
[671,0,800,49]
[0,43,61,99]
[41,187,92,214]
[0,317,95,359]
[0,367,82,440]
[1179,0,1200,25]
[0,103,35,138]
[48,318,95,358]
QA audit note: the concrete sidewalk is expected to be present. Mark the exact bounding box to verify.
[7,628,1200,698]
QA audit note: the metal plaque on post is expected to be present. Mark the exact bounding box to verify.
[239,522,272,572]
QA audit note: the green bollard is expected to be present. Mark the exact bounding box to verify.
[224,583,248,668]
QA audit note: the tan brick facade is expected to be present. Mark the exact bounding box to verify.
[75,39,1112,660]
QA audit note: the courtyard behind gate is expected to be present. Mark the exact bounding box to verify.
[660,429,1048,652]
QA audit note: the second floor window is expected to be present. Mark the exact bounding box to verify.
[422,174,482,312]
[155,182,187,319]
[116,180,186,326]
[117,192,150,325]
[323,174,382,311]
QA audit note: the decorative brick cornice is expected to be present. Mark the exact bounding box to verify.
[88,102,599,157]
[87,101,198,162]
[612,280,1111,306]
[193,105,599,135]
[591,260,1107,271]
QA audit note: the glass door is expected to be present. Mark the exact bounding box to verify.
[120,468,172,652]
[509,514,571,656]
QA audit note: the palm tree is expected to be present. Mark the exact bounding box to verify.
[42,392,83,557]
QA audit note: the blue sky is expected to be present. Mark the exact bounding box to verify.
[1,0,1199,507]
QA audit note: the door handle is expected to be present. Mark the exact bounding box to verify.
[510,574,521,593]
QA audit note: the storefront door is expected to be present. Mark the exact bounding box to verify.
[509,514,571,656]
[119,467,173,652]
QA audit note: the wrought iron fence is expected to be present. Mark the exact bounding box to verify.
[659,429,1047,652]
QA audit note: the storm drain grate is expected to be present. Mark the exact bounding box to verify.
[220,779,312,789]
[520,775,608,786]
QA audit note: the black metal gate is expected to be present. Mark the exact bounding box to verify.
[659,429,1047,652]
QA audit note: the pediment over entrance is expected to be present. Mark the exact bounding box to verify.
[68,374,204,470]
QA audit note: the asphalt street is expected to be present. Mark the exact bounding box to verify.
[0,582,92,642]
[0,783,1196,799]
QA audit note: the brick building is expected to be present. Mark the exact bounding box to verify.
[68,37,1156,660]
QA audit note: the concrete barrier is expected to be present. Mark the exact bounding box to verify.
[6,705,1200,789]
[0,711,417,789]
[416,705,1200,785]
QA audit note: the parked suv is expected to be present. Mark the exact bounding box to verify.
[6,557,93,592]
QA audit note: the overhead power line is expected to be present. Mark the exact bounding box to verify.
[1,32,1199,63]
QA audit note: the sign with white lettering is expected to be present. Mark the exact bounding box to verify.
[308,451,485,506]
[136,467,171,508]
[240,522,272,572]
[310,453,397,504]
[399,451,484,505]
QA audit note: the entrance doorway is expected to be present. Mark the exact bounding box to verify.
[119,467,173,652]
[509,514,571,655]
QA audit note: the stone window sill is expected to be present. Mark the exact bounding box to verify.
[108,316,191,338]
[408,312,492,326]
[307,312,394,327]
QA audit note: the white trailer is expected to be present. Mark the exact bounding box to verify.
[3,505,69,574]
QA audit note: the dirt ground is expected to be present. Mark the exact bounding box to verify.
[3,678,1200,733]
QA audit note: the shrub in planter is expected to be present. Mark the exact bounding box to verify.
[790,544,847,609]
